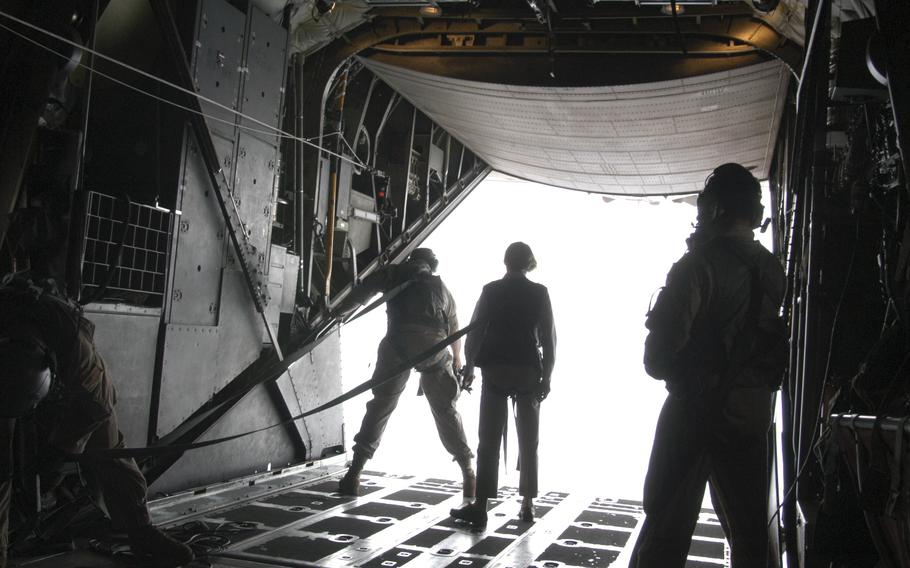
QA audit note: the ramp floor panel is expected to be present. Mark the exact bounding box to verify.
[13,469,730,567]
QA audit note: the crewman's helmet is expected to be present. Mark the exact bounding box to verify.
[504,242,537,272]
[696,163,764,229]
[408,248,439,272]
[0,336,53,418]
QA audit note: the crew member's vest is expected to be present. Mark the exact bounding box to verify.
[474,277,547,370]
[387,269,448,332]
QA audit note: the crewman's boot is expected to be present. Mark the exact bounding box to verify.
[338,451,369,496]
[519,496,535,522]
[456,455,476,500]
[450,499,488,528]
[128,524,194,567]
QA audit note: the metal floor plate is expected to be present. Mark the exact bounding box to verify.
[13,466,729,567]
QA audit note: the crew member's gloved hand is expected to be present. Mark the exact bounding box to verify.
[536,378,551,402]
[460,365,475,393]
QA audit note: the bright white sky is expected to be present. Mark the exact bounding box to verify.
[339,172,772,501]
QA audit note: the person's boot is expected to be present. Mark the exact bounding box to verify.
[338,451,368,496]
[456,455,476,500]
[450,500,488,528]
[519,497,535,522]
[128,525,194,567]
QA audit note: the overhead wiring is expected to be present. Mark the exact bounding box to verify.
[0,9,370,171]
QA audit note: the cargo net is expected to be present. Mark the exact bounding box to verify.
[81,191,172,306]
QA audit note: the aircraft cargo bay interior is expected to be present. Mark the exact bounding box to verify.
[0,0,908,567]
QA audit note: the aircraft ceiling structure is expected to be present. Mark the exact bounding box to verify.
[361,57,790,195]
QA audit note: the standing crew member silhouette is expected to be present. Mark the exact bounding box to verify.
[450,242,556,528]
[630,164,787,567]
[335,248,475,497]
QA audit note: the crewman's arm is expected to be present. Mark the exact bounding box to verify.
[332,266,394,318]
[440,281,462,368]
[538,287,556,383]
[463,287,490,380]
[643,255,704,381]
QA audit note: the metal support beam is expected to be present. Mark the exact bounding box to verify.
[291,13,800,91]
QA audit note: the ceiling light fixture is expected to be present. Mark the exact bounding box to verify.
[419,3,442,17]
[660,3,684,15]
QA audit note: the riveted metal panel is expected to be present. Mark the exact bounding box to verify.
[149,382,298,494]
[215,268,264,382]
[86,307,160,447]
[286,330,344,459]
[169,130,230,326]
[157,270,263,438]
[241,8,288,134]
[157,324,222,437]
[194,0,245,136]
[264,245,287,341]
[234,132,277,272]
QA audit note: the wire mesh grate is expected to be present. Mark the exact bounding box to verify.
[81,191,173,301]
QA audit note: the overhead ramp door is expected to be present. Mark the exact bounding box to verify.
[361,58,790,196]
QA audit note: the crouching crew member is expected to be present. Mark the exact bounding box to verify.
[335,248,475,498]
[0,280,194,568]
[630,163,787,567]
[0,201,194,568]
[450,242,556,528]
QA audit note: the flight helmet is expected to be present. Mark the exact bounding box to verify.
[408,248,439,272]
[696,163,764,229]
[0,335,54,418]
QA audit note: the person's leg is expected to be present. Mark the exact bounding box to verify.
[420,361,475,497]
[514,390,540,519]
[351,336,411,460]
[450,374,507,528]
[629,396,710,568]
[419,363,472,462]
[709,439,770,567]
[80,360,150,533]
[342,337,411,494]
[512,367,541,500]
[475,381,509,501]
[0,419,14,568]
[710,389,774,568]
[81,360,192,567]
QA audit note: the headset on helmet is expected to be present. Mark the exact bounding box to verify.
[408,248,439,272]
[0,335,54,418]
[696,163,764,229]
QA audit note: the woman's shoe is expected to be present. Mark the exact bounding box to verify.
[519,501,535,522]
[450,502,488,528]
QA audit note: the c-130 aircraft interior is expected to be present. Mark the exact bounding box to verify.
[0,0,908,566]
